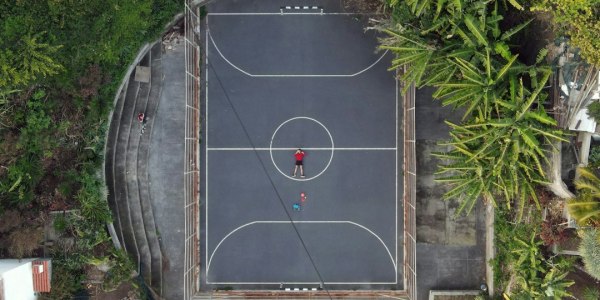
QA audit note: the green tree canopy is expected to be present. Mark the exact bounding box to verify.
[568,167,600,227]
[380,0,563,218]
[531,0,600,66]
[435,72,566,218]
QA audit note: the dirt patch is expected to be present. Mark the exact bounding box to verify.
[567,267,600,300]
[502,9,556,65]
[86,281,140,300]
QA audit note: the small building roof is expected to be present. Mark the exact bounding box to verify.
[32,260,51,293]
[569,107,597,133]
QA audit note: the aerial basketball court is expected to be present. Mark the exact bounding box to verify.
[200,0,403,289]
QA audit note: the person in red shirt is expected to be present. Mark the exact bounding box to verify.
[292,149,305,178]
[138,112,147,134]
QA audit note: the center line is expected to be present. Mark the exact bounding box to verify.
[207,147,396,151]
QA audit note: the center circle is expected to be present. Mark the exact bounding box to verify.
[269,117,334,181]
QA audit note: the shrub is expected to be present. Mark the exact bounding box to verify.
[583,287,600,300]
[53,214,67,233]
[44,259,85,300]
[579,228,600,280]
[589,146,600,168]
[102,249,136,291]
[0,210,23,233]
[7,226,43,258]
[531,0,600,66]
[568,167,600,227]
[587,102,600,123]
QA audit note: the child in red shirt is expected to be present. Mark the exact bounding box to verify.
[292,149,305,178]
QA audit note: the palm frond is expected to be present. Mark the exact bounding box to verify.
[500,19,532,41]
[463,14,488,46]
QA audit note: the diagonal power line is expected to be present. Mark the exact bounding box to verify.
[206,55,332,299]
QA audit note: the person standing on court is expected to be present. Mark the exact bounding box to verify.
[292,149,305,178]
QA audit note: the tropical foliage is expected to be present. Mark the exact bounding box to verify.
[379,0,564,218]
[381,0,588,298]
[583,286,600,300]
[531,0,600,66]
[586,101,600,123]
[435,72,566,218]
[0,0,180,297]
[568,167,600,227]
[0,33,63,89]
[589,146,600,168]
[579,228,600,280]
[492,209,575,298]
[379,0,532,91]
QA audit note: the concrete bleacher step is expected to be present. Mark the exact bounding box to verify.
[106,42,166,295]
[125,52,153,286]
[105,84,128,249]
[137,43,164,291]
[113,74,141,268]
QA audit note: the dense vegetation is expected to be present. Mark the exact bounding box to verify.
[379,0,565,219]
[380,0,600,297]
[492,208,575,299]
[530,0,600,66]
[0,0,179,297]
[567,167,600,280]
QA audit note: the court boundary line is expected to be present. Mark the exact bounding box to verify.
[395,69,399,284]
[205,16,209,277]
[207,281,397,285]
[204,13,401,286]
[207,12,383,16]
[206,220,397,284]
[207,147,396,151]
[207,27,389,78]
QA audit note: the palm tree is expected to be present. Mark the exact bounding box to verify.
[435,71,567,219]
[378,24,464,89]
[539,267,575,299]
[568,167,600,227]
[509,231,574,299]
[433,50,520,120]
[378,0,532,99]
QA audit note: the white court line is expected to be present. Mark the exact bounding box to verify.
[204,13,400,286]
[207,281,397,285]
[377,294,409,300]
[207,12,379,16]
[207,29,389,78]
[270,117,334,181]
[207,147,396,151]
[206,221,397,281]
[395,69,399,284]
[204,16,209,279]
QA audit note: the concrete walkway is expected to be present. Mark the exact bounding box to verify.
[148,43,186,300]
[414,87,487,300]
